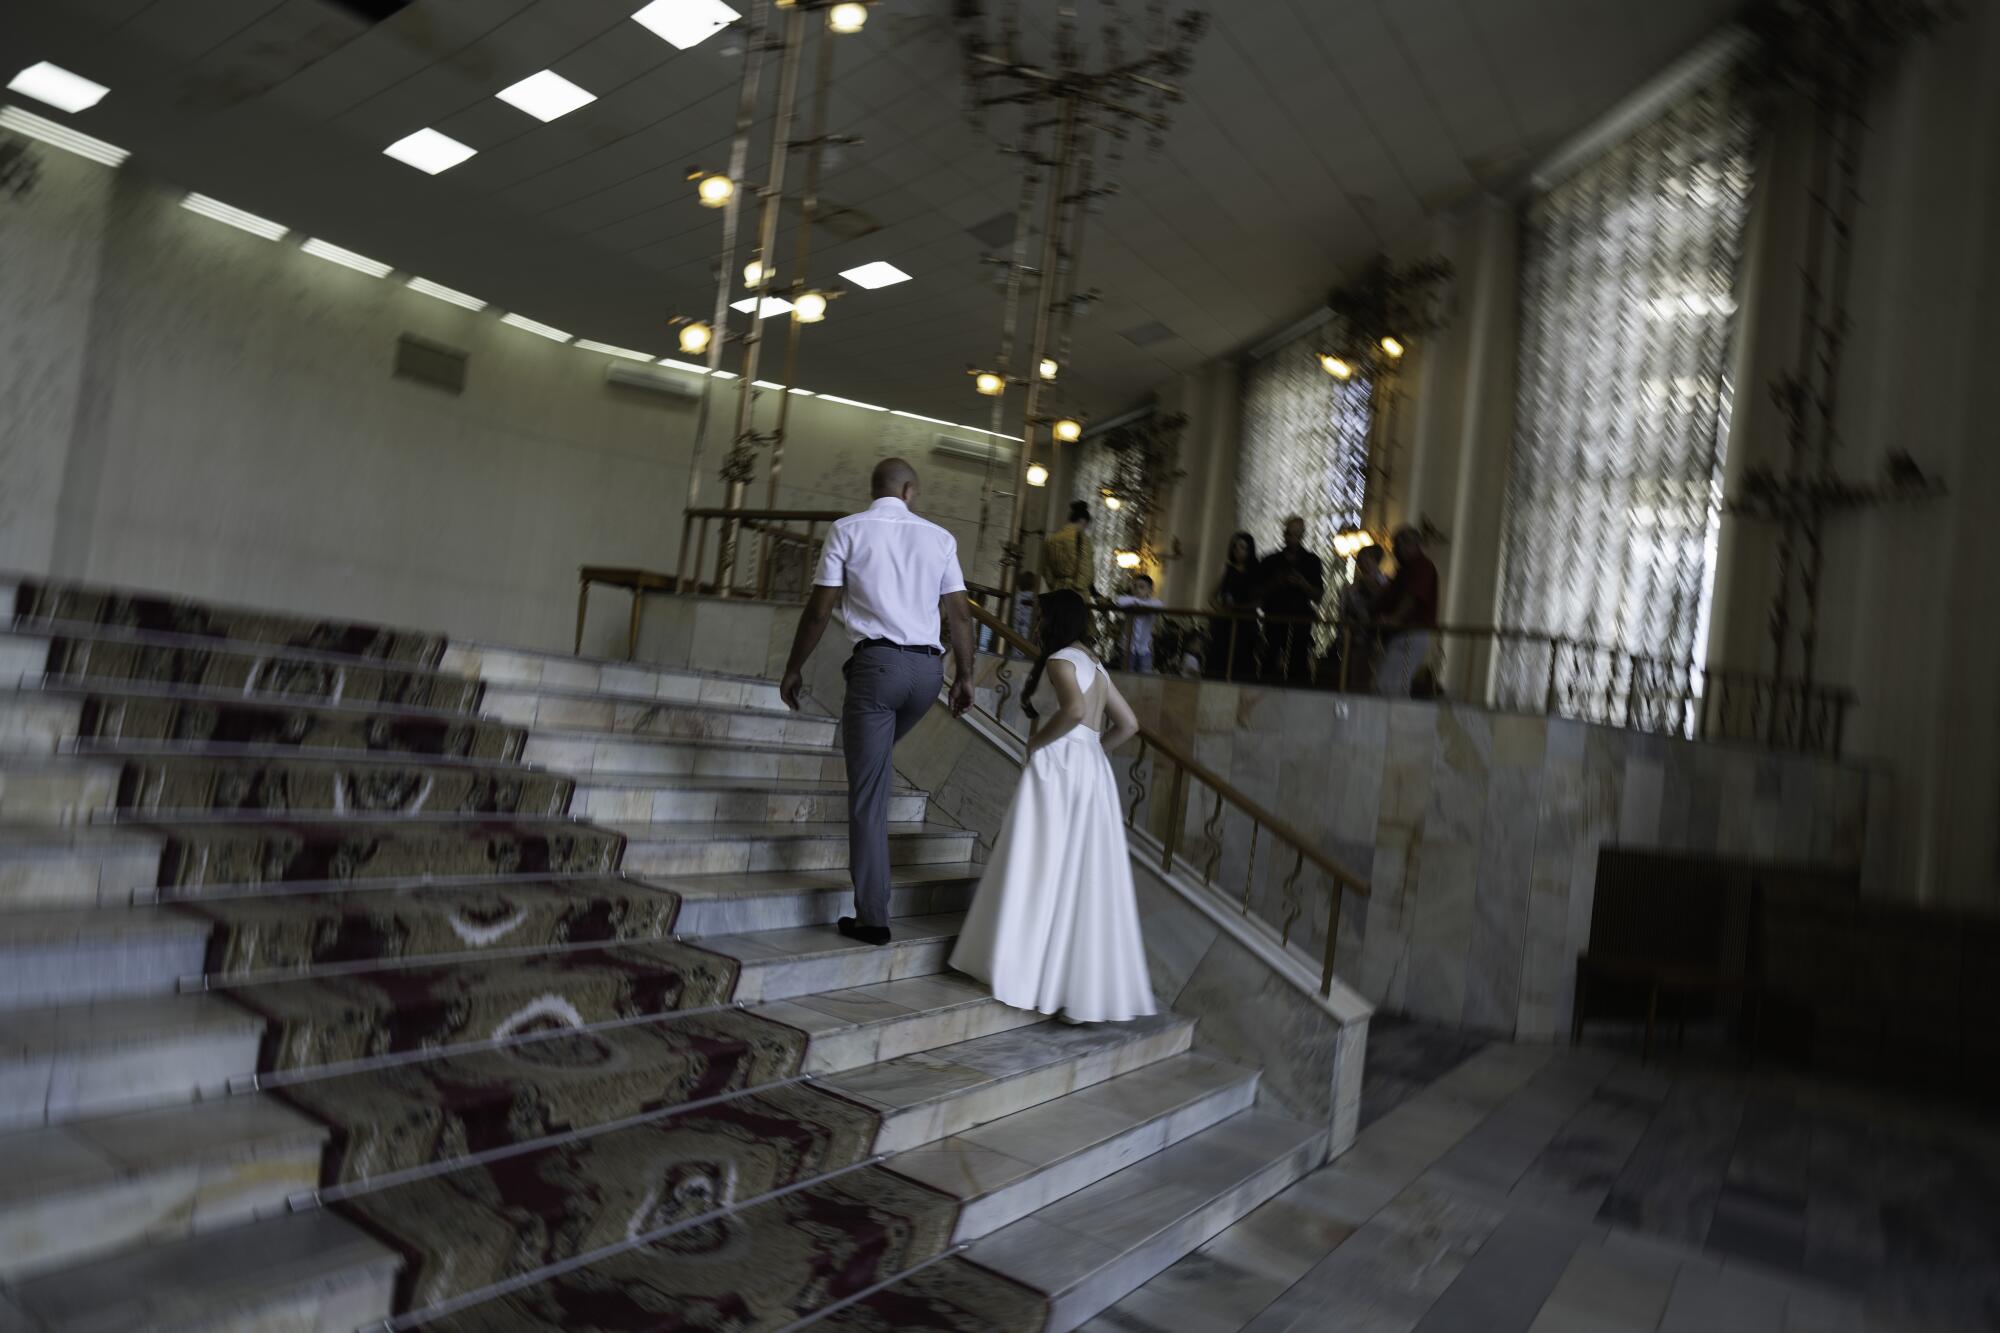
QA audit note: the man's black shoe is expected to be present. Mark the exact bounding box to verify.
[838,916,893,946]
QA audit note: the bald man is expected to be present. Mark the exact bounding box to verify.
[780,459,976,945]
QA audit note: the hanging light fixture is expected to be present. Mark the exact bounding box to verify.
[973,370,1006,396]
[1115,549,1142,570]
[1052,417,1082,443]
[1380,335,1405,360]
[1038,357,1059,381]
[743,257,769,288]
[792,290,828,323]
[1319,353,1352,380]
[678,320,713,354]
[1025,462,1049,487]
[827,2,867,33]
[694,171,734,207]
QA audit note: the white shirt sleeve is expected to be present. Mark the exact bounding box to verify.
[814,521,848,587]
[937,533,967,596]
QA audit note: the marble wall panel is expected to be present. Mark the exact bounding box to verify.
[1406,840,1479,1025]
[1463,764,1541,1033]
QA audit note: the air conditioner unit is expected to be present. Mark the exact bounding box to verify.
[605,363,702,402]
[930,434,1011,465]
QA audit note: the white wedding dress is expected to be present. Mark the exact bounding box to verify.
[950,647,1157,1023]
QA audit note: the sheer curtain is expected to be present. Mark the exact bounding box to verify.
[1495,66,1758,716]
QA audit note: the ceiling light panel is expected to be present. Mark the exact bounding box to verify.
[839,261,911,290]
[657,358,710,375]
[0,105,127,166]
[7,62,109,113]
[495,69,596,122]
[500,312,572,342]
[576,339,654,360]
[730,296,793,318]
[406,276,486,310]
[632,0,741,50]
[301,238,392,277]
[180,193,286,240]
[383,127,476,174]
[817,394,885,412]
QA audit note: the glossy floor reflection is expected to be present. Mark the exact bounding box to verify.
[1084,1023,1999,1332]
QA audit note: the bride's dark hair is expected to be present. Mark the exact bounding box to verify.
[1022,589,1093,720]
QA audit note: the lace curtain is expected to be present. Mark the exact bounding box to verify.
[1495,66,1758,712]
[1236,328,1375,634]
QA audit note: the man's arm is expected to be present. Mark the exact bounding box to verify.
[779,585,842,710]
[941,591,976,716]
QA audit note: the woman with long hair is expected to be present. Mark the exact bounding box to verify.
[1207,531,1262,680]
[949,590,1155,1023]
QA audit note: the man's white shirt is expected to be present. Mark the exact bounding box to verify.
[814,497,967,649]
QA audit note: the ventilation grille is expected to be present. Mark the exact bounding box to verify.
[1119,320,1175,347]
[394,334,467,395]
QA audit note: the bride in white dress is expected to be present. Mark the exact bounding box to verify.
[950,590,1157,1023]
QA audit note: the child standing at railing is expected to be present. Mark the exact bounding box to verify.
[1112,574,1165,673]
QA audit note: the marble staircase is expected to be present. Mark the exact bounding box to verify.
[0,580,1330,1332]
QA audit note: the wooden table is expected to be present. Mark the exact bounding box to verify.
[575,566,679,659]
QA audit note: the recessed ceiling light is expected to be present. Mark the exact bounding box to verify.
[632,0,741,50]
[730,296,793,318]
[406,276,486,310]
[301,238,391,277]
[710,369,739,379]
[788,387,815,396]
[500,312,572,342]
[657,358,710,375]
[0,105,126,166]
[7,62,109,114]
[180,193,287,241]
[817,394,885,412]
[495,69,596,122]
[839,261,911,289]
[576,339,655,361]
[752,379,787,390]
[383,127,476,174]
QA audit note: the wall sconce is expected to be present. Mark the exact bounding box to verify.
[1319,353,1352,380]
[1025,462,1049,487]
[1115,549,1142,570]
[1331,528,1377,559]
[1380,336,1405,359]
[1052,417,1082,443]
[1103,493,1123,511]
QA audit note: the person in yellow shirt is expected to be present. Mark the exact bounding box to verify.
[1039,500,1095,597]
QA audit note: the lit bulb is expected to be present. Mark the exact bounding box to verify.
[1380,336,1405,359]
[1025,462,1049,487]
[793,291,828,323]
[1104,495,1123,511]
[1334,534,1354,558]
[1052,417,1082,443]
[697,173,734,207]
[1038,357,1059,381]
[827,2,867,33]
[1115,550,1142,570]
[1319,354,1352,380]
[974,371,1005,396]
[743,258,768,287]
[678,321,712,354]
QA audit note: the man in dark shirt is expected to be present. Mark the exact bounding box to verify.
[1375,525,1440,696]
[1257,515,1324,684]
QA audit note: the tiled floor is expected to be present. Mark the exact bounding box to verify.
[1083,1026,2000,1332]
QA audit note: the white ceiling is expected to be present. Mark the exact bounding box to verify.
[1,0,1740,425]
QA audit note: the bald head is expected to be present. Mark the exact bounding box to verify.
[872,457,919,501]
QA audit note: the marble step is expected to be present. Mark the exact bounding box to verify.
[0,907,210,1010]
[0,756,123,824]
[700,912,964,1002]
[884,1052,1261,1242]
[823,1013,1196,1156]
[0,994,264,1131]
[610,819,975,878]
[966,1108,1331,1332]
[442,641,787,714]
[749,971,1043,1076]
[0,1203,398,1333]
[0,1093,327,1282]
[14,678,527,763]
[0,827,165,910]
[666,862,981,936]
[523,727,845,779]
[0,628,53,683]
[84,746,573,819]
[0,690,84,755]
[482,683,835,747]
[570,773,925,826]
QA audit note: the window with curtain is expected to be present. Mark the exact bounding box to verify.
[1236,328,1374,631]
[1495,65,1758,715]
